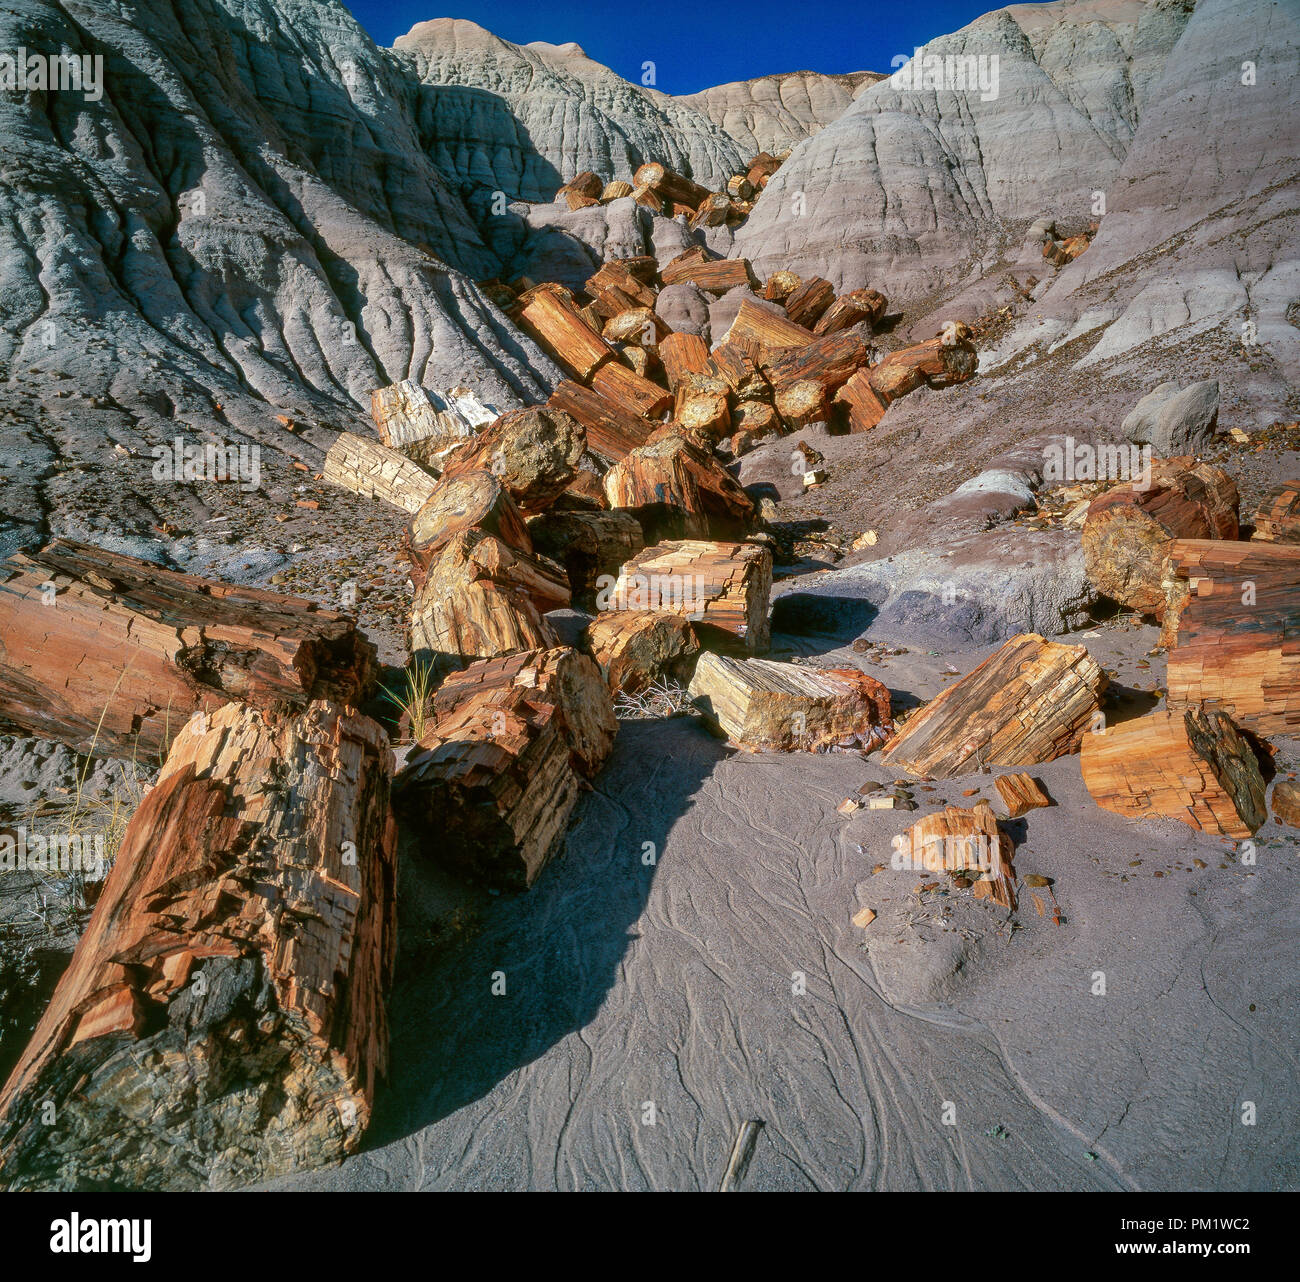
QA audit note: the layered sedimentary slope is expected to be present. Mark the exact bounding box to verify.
[732,0,1195,298]
[678,69,883,155]
[395,18,748,201]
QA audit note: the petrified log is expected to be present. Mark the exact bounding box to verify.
[589,359,673,419]
[324,431,437,512]
[1273,781,1300,828]
[585,260,658,316]
[726,175,754,201]
[1251,480,1300,544]
[583,610,700,696]
[441,405,585,513]
[600,539,772,654]
[675,379,733,439]
[602,432,756,542]
[763,270,802,303]
[764,330,870,393]
[0,700,397,1191]
[709,340,770,400]
[547,380,654,465]
[724,298,814,355]
[774,380,830,431]
[370,380,495,466]
[893,802,1017,910]
[633,162,711,210]
[783,276,835,329]
[393,647,615,889]
[1082,459,1239,615]
[745,152,781,186]
[632,184,663,212]
[528,509,645,602]
[0,541,375,759]
[600,179,634,203]
[1080,706,1266,838]
[994,772,1052,818]
[659,331,712,391]
[558,170,604,207]
[870,336,977,399]
[688,654,892,751]
[691,192,734,229]
[881,634,1108,778]
[1163,539,1300,735]
[729,402,782,455]
[615,342,656,379]
[404,469,532,587]
[812,288,888,336]
[834,368,890,433]
[561,469,610,510]
[660,253,759,296]
[514,283,613,380]
[408,530,568,667]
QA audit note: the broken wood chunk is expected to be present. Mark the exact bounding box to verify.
[993,772,1052,818]
[774,379,829,431]
[1250,479,1300,544]
[600,179,634,203]
[547,380,654,464]
[660,255,759,296]
[834,368,890,433]
[441,405,585,513]
[1272,781,1300,828]
[870,335,977,400]
[370,380,495,466]
[0,700,397,1191]
[602,430,756,542]
[514,283,613,381]
[658,331,712,391]
[1083,459,1239,615]
[394,647,615,890]
[812,288,888,336]
[0,540,376,758]
[408,530,568,668]
[632,162,712,210]
[688,653,892,751]
[585,260,658,316]
[881,634,1108,778]
[1081,705,1266,838]
[1162,539,1300,735]
[783,276,835,329]
[324,431,437,512]
[582,610,700,696]
[404,469,533,587]
[762,270,802,303]
[723,298,815,357]
[895,801,1017,909]
[589,358,673,419]
[603,539,772,654]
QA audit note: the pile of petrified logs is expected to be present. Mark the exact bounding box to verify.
[546,150,791,227]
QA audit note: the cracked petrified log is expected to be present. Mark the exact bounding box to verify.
[408,530,569,667]
[763,330,870,394]
[513,283,613,381]
[812,288,888,336]
[881,634,1108,778]
[709,340,770,400]
[745,151,781,186]
[527,509,645,603]
[691,191,733,229]
[724,298,814,356]
[0,700,397,1191]
[774,380,830,431]
[601,306,669,346]
[762,270,802,303]
[601,539,771,654]
[585,260,658,317]
[324,431,437,512]
[659,250,759,295]
[370,380,494,466]
[0,540,376,759]
[659,331,712,391]
[688,653,892,751]
[675,379,733,439]
[1250,480,1300,544]
[1273,781,1300,828]
[404,469,533,588]
[589,358,673,419]
[783,276,835,329]
[1082,459,1239,615]
[547,380,654,464]
[602,431,756,542]
[440,405,585,514]
[894,802,1017,910]
[393,647,615,889]
[834,368,890,433]
[1162,539,1300,735]
[869,335,978,401]
[582,610,700,696]
[1081,705,1266,838]
[993,772,1052,818]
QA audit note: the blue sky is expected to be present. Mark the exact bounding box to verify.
[346,1,1000,95]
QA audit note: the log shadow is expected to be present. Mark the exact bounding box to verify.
[362,715,727,1146]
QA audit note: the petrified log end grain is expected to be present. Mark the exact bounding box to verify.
[0,700,397,1191]
[881,634,1108,778]
[1080,705,1266,838]
[0,540,376,759]
[324,432,436,513]
[405,469,532,587]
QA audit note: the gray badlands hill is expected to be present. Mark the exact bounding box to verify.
[394,18,749,200]
[677,69,885,155]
